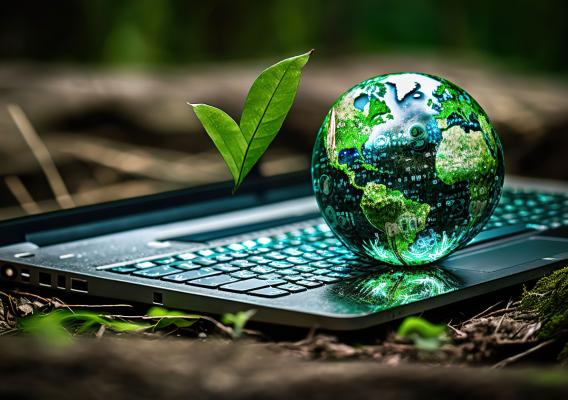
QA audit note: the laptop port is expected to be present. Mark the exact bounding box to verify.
[153,292,163,305]
[1,265,17,280]
[20,269,31,283]
[70,278,88,293]
[39,271,52,286]
[57,274,66,289]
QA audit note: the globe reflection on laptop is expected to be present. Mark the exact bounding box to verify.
[311,73,504,266]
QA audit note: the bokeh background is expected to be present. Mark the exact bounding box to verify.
[0,0,567,220]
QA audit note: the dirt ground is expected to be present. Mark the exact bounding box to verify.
[1,270,567,399]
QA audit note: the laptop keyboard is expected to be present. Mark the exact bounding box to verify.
[106,188,568,298]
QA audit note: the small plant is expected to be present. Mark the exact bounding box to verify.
[397,315,448,351]
[18,309,151,345]
[190,51,312,192]
[222,310,256,338]
[16,307,215,344]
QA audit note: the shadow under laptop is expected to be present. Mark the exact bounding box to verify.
[327,265,462,313]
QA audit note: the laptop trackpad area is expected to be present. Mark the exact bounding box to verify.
[441,237,568,272]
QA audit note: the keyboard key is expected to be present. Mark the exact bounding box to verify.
[230,270,257,279]
[278,283,307,293]
[327,272,352,279]
[294,266,315,273]
[230,260,257,268]
[193,257,217,266]
[134,261,157,269]
[283,275,303,282]
[309,261,333,268]
[329,246,350,254]
[277,268,299,275]
[213,264,240,273]
[229,252,249,259]
[331,265,352,273]
[251,266,275,274]
[133,265,181,278]
[298,245,317,252]
[316,275,342,283]
[265,252,286,261]
[328,257,347,265]
[296,280,323,288]
[283,248,303,256]
[176,253,197,261]
[258,273,282,280]
[248,256,271,264]
[197,249,215,257]
[287,257,309,265]
[187,274,238,288]
[311,268,331,275]
[153,257,177,265]
[220,278,285,293]
[163,268,220,282]
[303,253,325,261]
[171,261,201,270]
[109,266,137,274]
[268,261,294,269]
[316,250,335,258]
[248,287,289,298]
[215,255,234,262]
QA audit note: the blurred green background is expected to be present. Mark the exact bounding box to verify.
[1,0,566,73]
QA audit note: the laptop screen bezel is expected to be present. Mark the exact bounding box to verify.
[0,171,313,246]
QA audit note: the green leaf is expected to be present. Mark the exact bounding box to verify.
[146,306,200,329]
[190,50,312,192]
[190,104,245,183]
[221,309,256,338]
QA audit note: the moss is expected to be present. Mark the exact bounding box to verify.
[520,266,568,362]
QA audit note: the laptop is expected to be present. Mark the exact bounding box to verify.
[0,170,566,330]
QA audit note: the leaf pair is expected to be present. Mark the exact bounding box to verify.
[190,51,313,192]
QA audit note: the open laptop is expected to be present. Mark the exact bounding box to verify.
[0,171,566,330]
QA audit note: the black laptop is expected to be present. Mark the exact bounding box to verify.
[0,171,566,330]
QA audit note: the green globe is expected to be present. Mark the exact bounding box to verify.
[311,73,504,266]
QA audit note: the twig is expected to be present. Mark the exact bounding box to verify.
[494,314,507,335]
[493,298,513,335]
[95,324,106,339]
[462,301,503,325]
[57,304,134,309]
[447,323,467,339]
[7,104,75,209]
[491,339,556,368]
[3,176,42,214]
[10,290,53,304]
[293,325,318,346]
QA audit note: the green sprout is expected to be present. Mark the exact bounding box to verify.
[397,316,448,351]
[222,310,256,338]
[190,51,312,192]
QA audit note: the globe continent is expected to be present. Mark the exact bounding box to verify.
[311,73,504,266]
